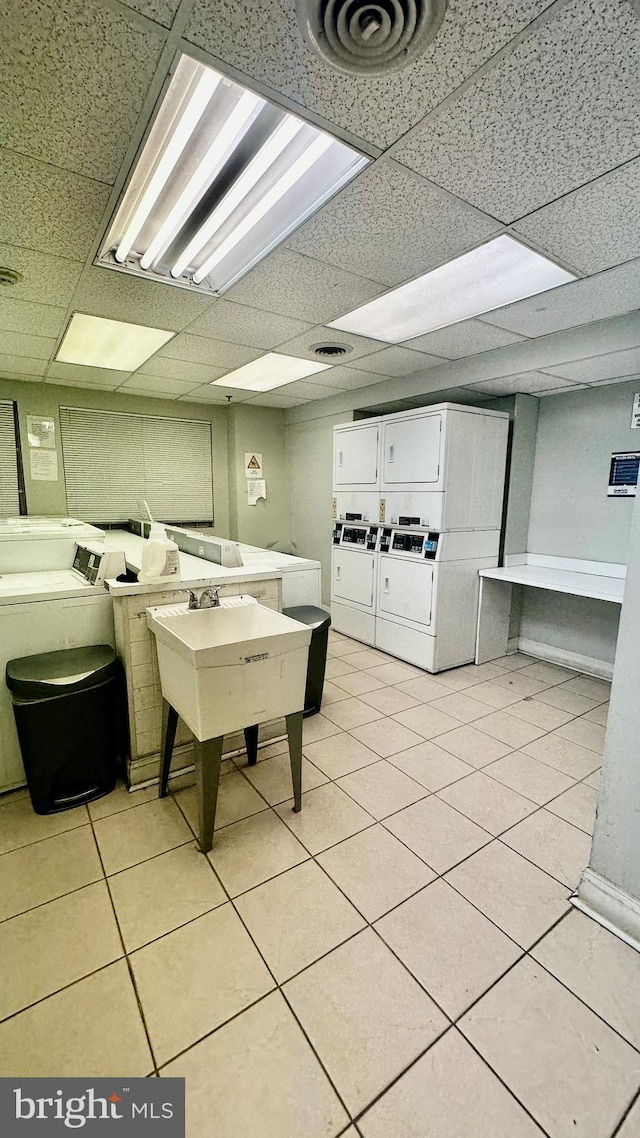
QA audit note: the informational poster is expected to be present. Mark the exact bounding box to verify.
[608,452,640,497]
[27,415,56,448]
[632,393,640,430]
[244,452,263,478]
[30,449,58,481]
[247,479,266,505]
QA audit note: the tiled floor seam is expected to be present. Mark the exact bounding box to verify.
[611,1087,640,1138]
[169,785,363,1121]
[87,812,161,1077]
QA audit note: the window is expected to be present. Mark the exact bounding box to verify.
[0,401,21,516]
[59,407,214,524]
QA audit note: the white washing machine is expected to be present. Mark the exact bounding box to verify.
[330,520,380,645]
[0,516,106,573]
[0,538,125,793]
[375,526,499,672]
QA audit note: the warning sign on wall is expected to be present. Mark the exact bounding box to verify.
[244,452,263,479]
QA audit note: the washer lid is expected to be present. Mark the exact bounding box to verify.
[6,644,117,698]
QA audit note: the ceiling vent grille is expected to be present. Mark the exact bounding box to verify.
[297,0,447,75]
[311,343,351,356]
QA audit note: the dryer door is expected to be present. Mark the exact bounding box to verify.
[378,555,434,627]
[333,425,379,488]
[381,414,442,487]
[332,548,375,609]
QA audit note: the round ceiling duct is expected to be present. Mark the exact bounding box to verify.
[297,0,447,76]
[311,342,352,356]
[0,267,23,287]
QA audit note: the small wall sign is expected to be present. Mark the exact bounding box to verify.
[608,451,640,497]
[244,452,263,478]
[632,393,640,430]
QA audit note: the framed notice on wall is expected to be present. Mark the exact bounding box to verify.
[608,452,640,497]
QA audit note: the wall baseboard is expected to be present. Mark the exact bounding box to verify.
[573,868,640,954]
[517,638,613,680]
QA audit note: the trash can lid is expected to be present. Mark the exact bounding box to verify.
[282,605,331,630]
[6,645,117,698]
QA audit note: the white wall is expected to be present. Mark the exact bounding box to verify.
[527,380,638,561]
[518,379,639,665]
[286,408,354,605]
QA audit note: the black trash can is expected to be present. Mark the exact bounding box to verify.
[6,645,120,815]
[283,606,331,717]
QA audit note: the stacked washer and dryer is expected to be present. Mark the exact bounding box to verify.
[331,403,509,673]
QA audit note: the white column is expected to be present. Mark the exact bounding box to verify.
[575,490,640,949]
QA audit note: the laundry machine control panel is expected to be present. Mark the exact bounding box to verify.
[332,522,379,550]
[71,542,126,585]
[379,528,440,559]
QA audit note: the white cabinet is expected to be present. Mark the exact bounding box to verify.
[381,414,442,488]
[333,424,379,489]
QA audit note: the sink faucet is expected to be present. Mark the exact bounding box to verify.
[184,587,222,609]
[198,587,220,608]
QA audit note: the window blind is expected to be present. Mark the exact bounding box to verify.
[59,406,214,523]
[0,402,20,516]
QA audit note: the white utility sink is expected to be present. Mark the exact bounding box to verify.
[147,597,311,741]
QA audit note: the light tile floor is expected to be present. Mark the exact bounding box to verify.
[1,634,640,1138]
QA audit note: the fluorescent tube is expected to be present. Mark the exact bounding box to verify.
[329,235,577,342]
[192,133,334,284]
[56,314,174,371]
[115,70,222,264]
[211,352,331,391]
[171,116,306,279]
[140,89,265,270]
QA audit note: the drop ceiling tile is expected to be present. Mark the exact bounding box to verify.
[0,298,66,338]
[159,334,260,369]
[276,325,388,364]
[467,373,579,396]
[481,259,640,338]
[287,160,500,287]
[46,361,131,386]
[244,392,310,408]
[349,346,445,378]
[309,365,395,390]
[73,267,213,332]
[119,0,181,28]
[278,380,336,400]
[535,385,589,396]
[0,331,55,360]
[404,318,526,359]
[514,159,640,275]
[227,250,384,324]
[0,150,110,260]
[186,0,552,150]
[0,355,47,377]
[393,0,640,221]
[1,0,165,183]
[0,243,83,307]
[187,301,311,349]
[177,384,253,404]
[119,375,200,396]
[45,374,120,390]
[138,357,227,384]
[543,347,640,384]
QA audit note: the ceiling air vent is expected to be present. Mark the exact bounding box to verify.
[297,0,447,75]
[311,343,352,357]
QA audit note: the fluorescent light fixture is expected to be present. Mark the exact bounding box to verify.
[99,54,368,294]
[211,352,331,392]
[56,314,174,371]
[115,69,223,264]
[329,235,577,343]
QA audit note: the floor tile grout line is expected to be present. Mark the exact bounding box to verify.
[610,1086,640,1138]
[169,791,359,1125]
[86,810,161,1078]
